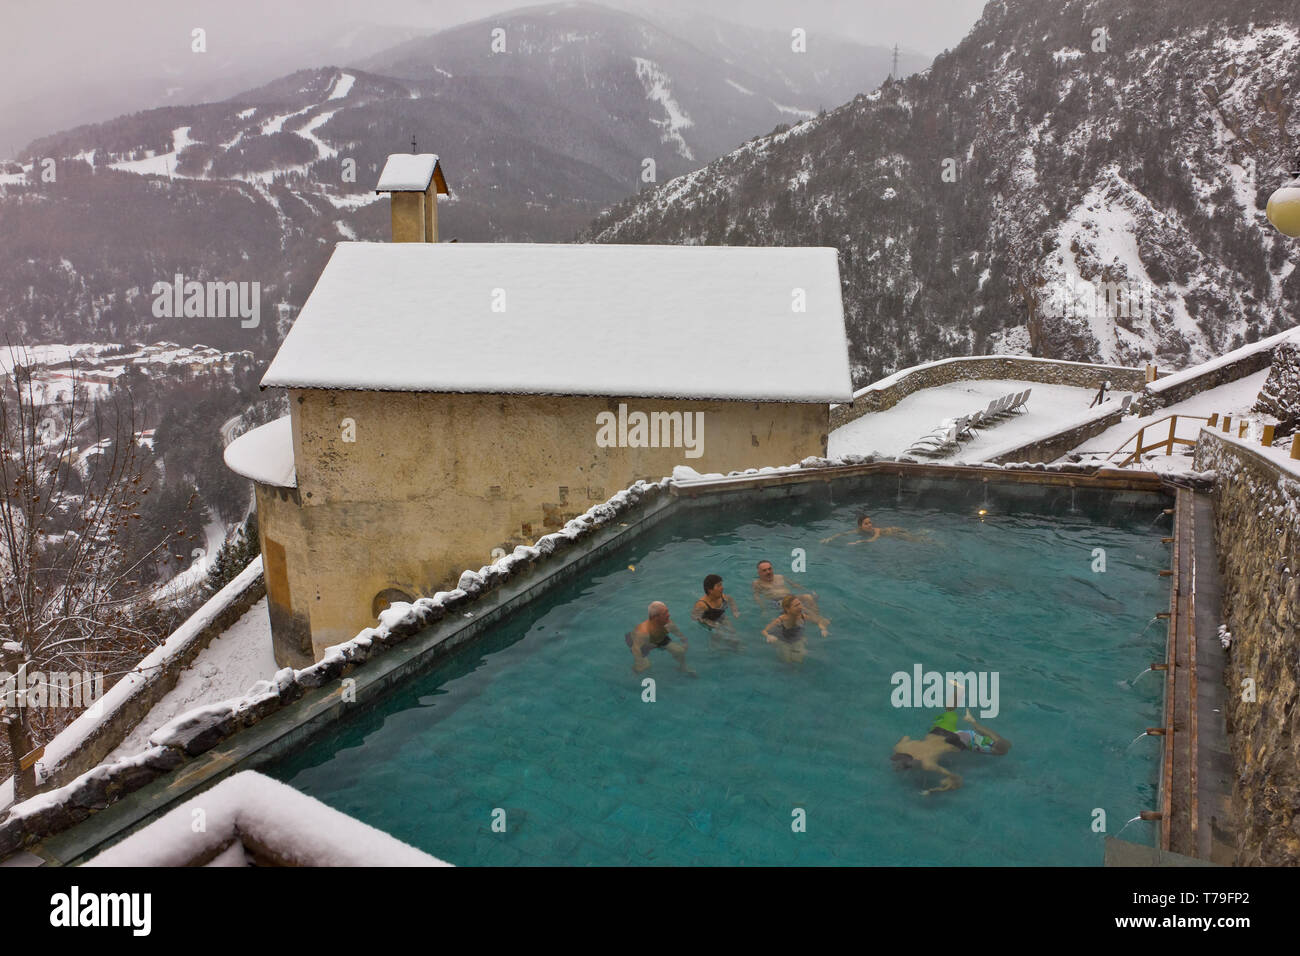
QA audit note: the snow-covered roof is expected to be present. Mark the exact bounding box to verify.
[375,153,447,193]
[223,417,296,488]
[261,242,854,403]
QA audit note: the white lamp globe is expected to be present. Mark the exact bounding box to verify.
[1266,176,1300,238]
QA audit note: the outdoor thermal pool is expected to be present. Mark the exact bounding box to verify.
[269,489,1171,865]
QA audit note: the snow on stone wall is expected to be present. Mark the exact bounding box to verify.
[1193,431,1300,866]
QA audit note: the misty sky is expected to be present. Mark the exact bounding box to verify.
[0,0,989,155]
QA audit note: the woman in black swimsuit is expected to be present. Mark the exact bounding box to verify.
[692,574,741,648]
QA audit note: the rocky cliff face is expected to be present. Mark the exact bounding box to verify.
[1254,340,1300,420]
[587,0,1300,385]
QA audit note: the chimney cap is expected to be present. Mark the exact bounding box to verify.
[375,153,448,194]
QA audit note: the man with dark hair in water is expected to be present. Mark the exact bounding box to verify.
[891,708,1011,795]
[821,514,922,544]
[626,601,695,675]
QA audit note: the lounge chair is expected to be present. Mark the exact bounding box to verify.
[906,425,959,457]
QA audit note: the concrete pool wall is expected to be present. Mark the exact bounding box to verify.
[1,460,1184,865]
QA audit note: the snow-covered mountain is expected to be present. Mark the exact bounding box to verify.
[0,2,902,350]
[587,0,1300,384]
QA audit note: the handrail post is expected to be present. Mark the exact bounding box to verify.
[1136,426,1145,458]
[1167,416,1177,455]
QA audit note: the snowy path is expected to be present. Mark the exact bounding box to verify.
[106,598,277,761]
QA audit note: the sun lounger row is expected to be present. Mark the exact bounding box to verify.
[904,389,1032,458]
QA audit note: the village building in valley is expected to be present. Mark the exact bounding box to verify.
[224,153,854,665]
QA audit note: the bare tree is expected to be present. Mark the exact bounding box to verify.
[0,349,201,799]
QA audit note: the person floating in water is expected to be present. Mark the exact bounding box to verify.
[752,559,826,621]
[891,708,1011,795]
[820,514,922,544]
[763,595,829,664]
[626,601,695,675]
[692,574,742,648]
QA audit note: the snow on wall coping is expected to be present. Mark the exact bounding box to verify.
[223,416,296,488]
[1149,325,1300,394]
[10,556,265,795]
[85,771,447,866]
[261,242,854,403]
[842,354,1142,404]
[1200,427,1300,481]
[375,153,441,192]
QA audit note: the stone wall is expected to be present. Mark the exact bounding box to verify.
[830,356,1144,429]
[986,406,1130,465]
[1253,341,1300,421]
[1193,432,1300,866]
[1136,342,1280,416]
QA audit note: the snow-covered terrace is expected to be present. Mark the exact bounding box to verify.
[828,377,1124,460]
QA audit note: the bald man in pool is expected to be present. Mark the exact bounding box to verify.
[626,601,696,676]
[891,709,1011,795]
[752,559,826,621]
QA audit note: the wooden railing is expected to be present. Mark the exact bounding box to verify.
[1105,415,1211,468]
[1104,411,1300,467]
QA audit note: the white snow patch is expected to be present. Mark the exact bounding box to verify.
[326,72,356,100]
[633,57,695,160]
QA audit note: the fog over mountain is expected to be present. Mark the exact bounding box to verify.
[0,0,983,158]
[588,0,1300,383]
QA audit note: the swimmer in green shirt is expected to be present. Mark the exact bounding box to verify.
[892,709,1011,795]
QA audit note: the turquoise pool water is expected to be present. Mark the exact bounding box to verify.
[271,491,1170,865]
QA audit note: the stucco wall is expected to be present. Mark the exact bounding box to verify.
[1193,432,1300,866]
[830,356,1145,429]
[262,390,828,660]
